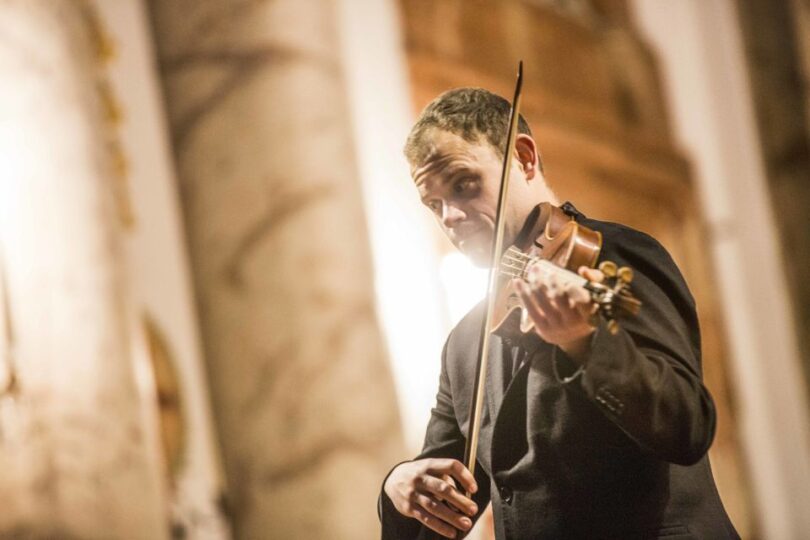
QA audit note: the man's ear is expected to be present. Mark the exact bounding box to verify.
[514,134,539,180]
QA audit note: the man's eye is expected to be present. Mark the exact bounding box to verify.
[427,200,441,212]
[453,178,475,193]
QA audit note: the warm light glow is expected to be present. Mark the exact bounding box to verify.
[338,0,448,452]
[439,252,488,326]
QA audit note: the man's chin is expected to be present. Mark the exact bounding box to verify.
[458,242,492,268]
[468,254,491,268]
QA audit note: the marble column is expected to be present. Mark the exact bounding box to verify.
[735,0,810,401]
[149,1,404,538]
[0,1,169,538]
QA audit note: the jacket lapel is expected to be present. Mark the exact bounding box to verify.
[484,334,508,427]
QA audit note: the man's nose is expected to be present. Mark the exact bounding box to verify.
[441,202,466,228]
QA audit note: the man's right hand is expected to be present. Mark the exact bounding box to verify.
[383,458,479,539]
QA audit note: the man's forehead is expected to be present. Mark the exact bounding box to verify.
[411,130,488,186]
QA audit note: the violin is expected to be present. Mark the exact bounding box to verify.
[462,63,641,494]
[492,202,641,339]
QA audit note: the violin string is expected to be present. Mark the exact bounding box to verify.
[501,248,598,286]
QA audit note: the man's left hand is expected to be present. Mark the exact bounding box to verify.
[514,265,604,364]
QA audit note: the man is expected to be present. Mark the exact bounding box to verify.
[378,88,739,539]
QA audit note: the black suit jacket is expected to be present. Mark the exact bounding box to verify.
[380,203,739,539]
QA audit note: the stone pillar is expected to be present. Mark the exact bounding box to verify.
[0,1,169,538]
[735,0,810,403]
[148,1,404,538]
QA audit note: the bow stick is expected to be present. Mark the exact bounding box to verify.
[463,61,524,491]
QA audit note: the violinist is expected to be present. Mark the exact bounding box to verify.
[378,88,738,539]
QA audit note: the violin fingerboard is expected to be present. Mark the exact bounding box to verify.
[525,259,587,288]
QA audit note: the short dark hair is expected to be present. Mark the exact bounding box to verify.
[404,87,541,171]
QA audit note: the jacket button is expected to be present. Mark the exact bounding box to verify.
[499,485,513,504]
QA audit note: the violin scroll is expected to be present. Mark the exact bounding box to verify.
[587,260,642,334]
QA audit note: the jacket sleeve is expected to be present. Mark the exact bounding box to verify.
[379,339,492,539]
[554,226,716,465]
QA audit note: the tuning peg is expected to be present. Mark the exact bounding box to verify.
[617,266,634,284]
[598,261,617,278]
[607,319,620,335]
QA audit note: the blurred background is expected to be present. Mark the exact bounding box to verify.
[0,0,808,538]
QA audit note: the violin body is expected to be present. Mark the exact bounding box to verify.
[516,202,601,269]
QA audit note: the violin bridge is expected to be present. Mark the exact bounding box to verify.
[500,246,531,279]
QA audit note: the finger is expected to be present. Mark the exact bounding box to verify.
[441,474,457,489]
[532,282,563,326]
[440,473,478,511]
[415,493,472,533]
[559,281,592,312]
[516,280,549,329]
[419,476,478,517]
[530,268,557,297]
[526,262,547,287]
[425,459,478,494]
[566,282,591,306]
[554,290,582,324]
[582,300,600,322]
[578,266,604,283]
[548,273,564,297]
[554,285,598,328]
[410,506,458,538]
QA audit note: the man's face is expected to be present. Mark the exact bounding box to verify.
[413,130,529,267]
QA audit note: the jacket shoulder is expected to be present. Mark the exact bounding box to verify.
[581,217,694,301]
[578,214,700,353]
